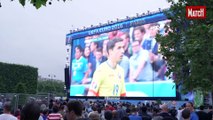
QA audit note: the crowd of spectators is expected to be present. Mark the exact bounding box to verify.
[0,98,212,120]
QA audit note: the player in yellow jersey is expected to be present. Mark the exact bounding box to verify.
[87,38,126,97]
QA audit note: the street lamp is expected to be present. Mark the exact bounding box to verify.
[47,74,56,92]
[48,74,56,80]
[47,74,56,106]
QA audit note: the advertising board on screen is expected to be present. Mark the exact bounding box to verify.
[66,12,176,99]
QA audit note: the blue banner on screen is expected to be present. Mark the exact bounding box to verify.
[66,12,167,45]
[68,12,176,98]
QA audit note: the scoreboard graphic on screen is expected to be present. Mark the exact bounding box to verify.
[65,11,176,99]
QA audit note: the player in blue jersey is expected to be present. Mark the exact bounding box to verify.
[72,45,88,84]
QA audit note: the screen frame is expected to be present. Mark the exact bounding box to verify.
[67,11,177,100]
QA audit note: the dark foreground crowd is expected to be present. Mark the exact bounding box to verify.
[0,99,212,120]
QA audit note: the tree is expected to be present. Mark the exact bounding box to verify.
[156,0,213,97]
[15,82,27,93]
[0,62,38,94]
[0,0,71,9]
[37,78,65,96]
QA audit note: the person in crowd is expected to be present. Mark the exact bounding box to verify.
[80,106,88,119]
[152,116,163,120]
[121,116,130,120]
[47,105,63,120]
[120,32,132,58]
[41,109,48,120]
[88,105,98,117]
[119,53,129,82]
[133,26,146,46]
[182,109,191,120]
[207,105,213,120]
[108,30,123,40]
[146,23,166,80]
[49,99,54,111]
[128,107,141,120]
[84,46,91,62]
[158,103,172,119]
[0,102,17,120]
[112,110,119,120]
[14,109,21,120]
[88,112,99,120]
[87,38,126,97]
[66,100,83,120]
[143,24,151,31]
[104,110,113,120]
[119,32,131,82]
[139,106,152,120]
[20,101,41,120]
[89,41,99,63]
[88,41,100,79]
[0,99,3,114]
[84,36,93,47]
[72,45,89,84]
[59,105,67,120]
[116,104,126,119]
[102,39,109,58]
[105,102,116,111]
[90,47,107,78]
[185,102,198,120]
[129,40,157,82]
[125,108,131,117]
[142,23,160,54]
[176,103,185,120]
[169,108,178,120]
[83,46,94,83]
[196,105,208,120]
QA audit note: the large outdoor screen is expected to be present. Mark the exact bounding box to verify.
[66,12,176,99]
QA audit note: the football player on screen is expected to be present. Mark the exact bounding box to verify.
[87,38,126,97]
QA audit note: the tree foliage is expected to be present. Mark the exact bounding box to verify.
[37,78,65,96]
[19,0,47,9]
[18,0,69,9]
[156,0,213,94]
[15,82,27,93]
[0,62,38,94]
